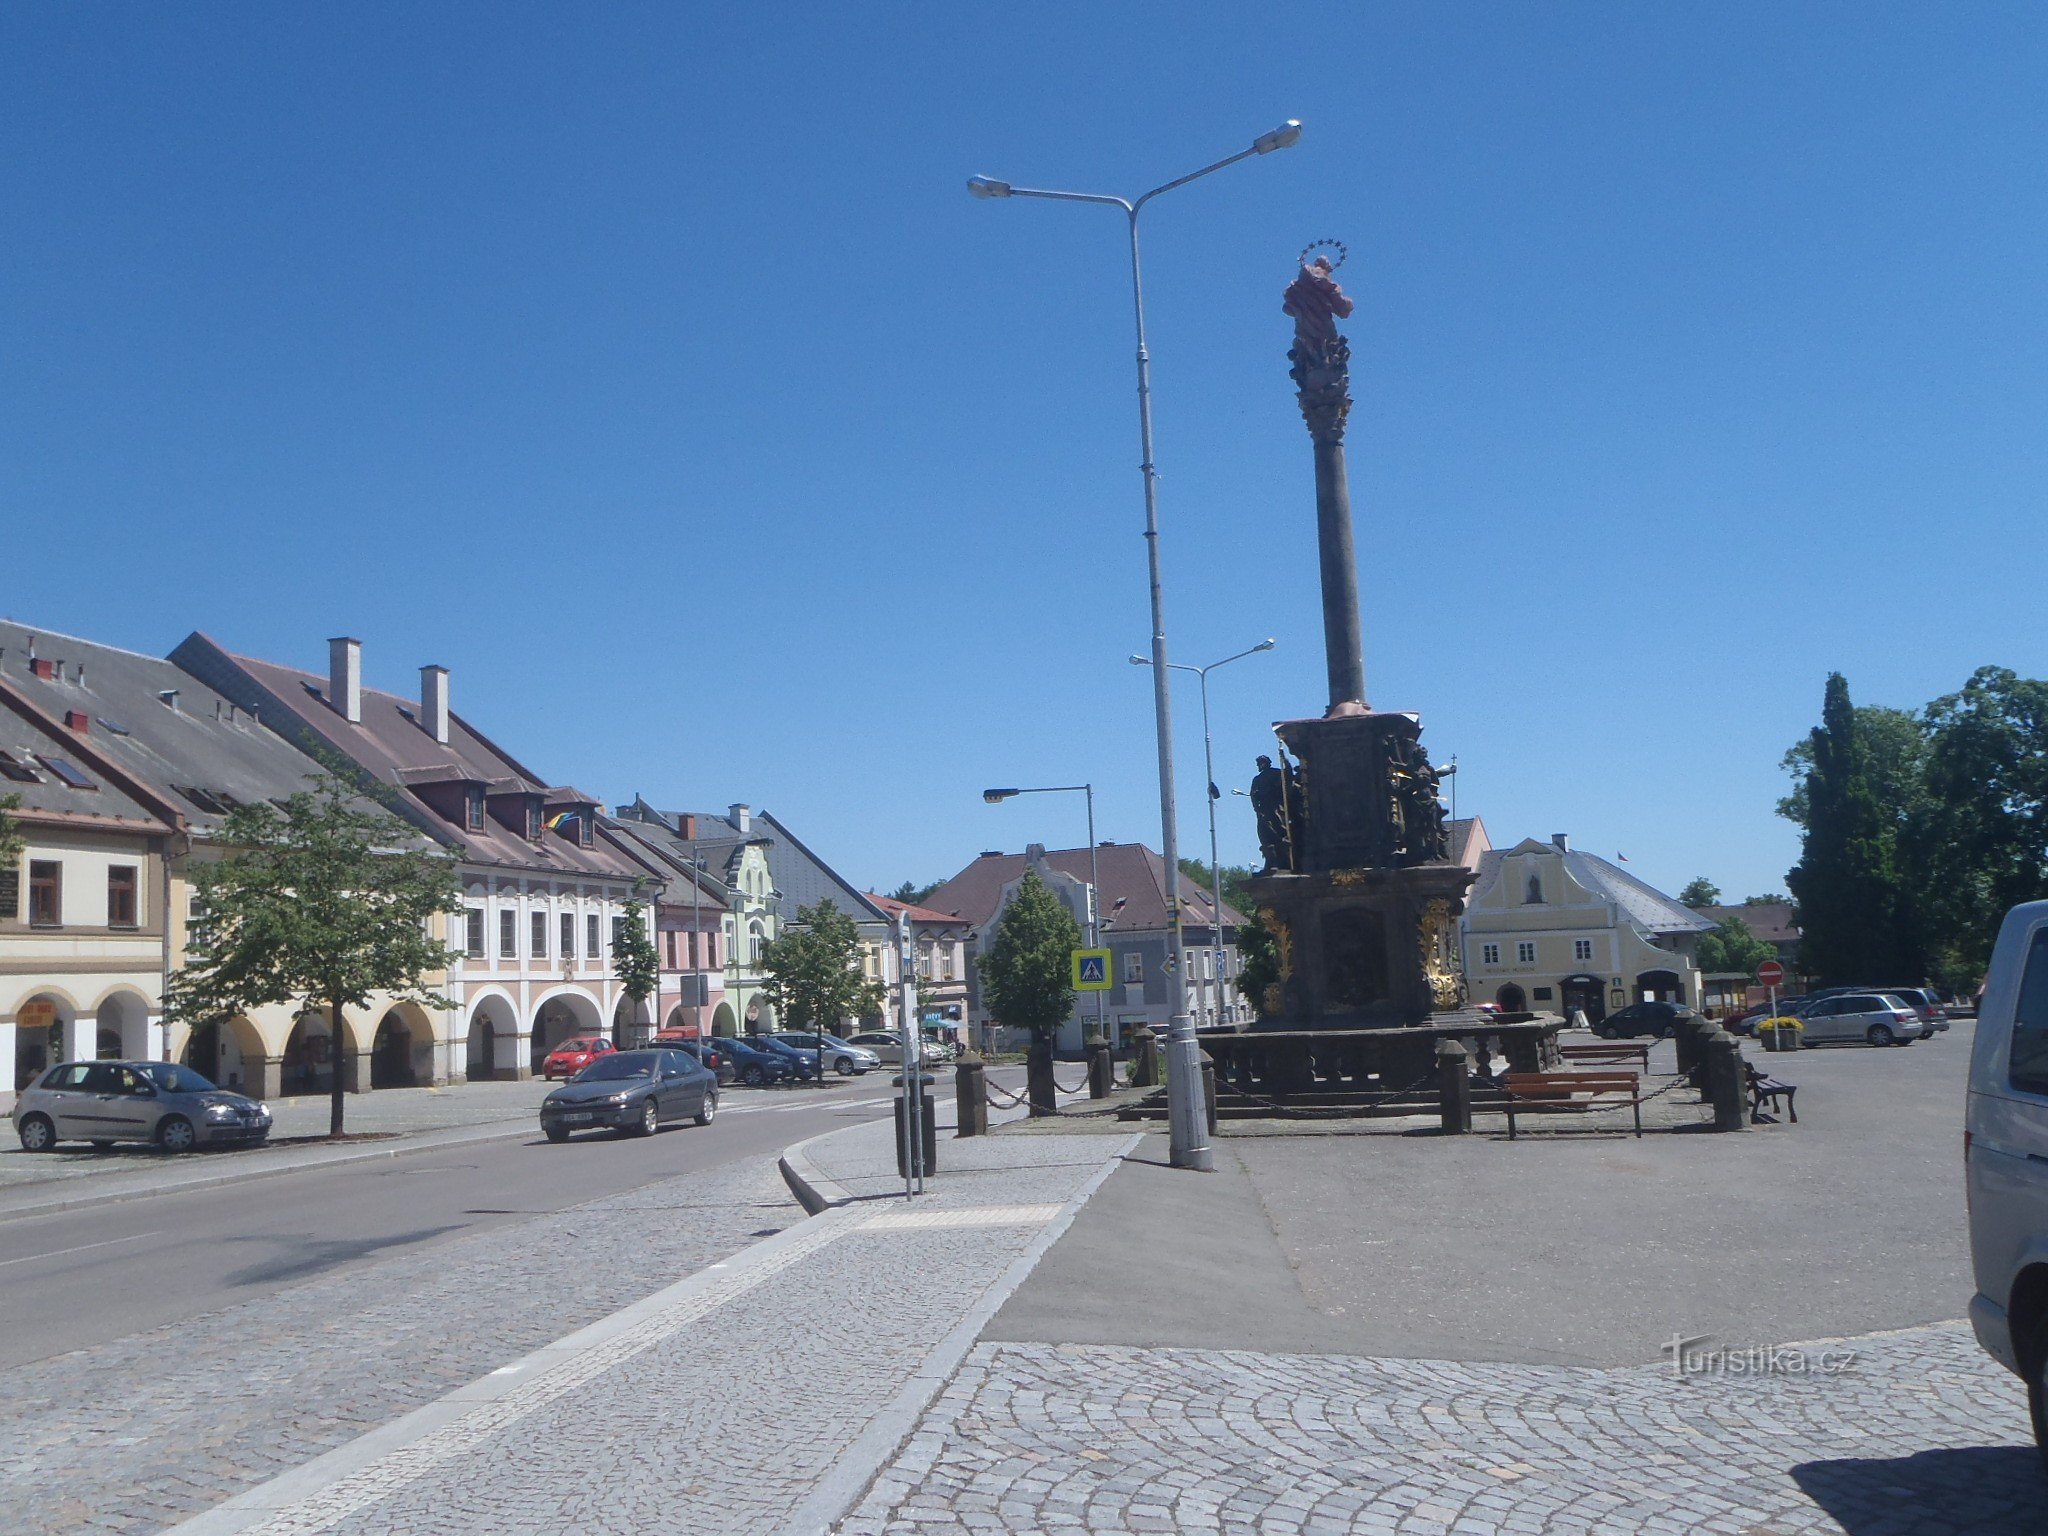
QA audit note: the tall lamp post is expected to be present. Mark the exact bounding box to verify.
[982,785,1105,1050]
[1131,638,1275,1026]
[970,118,1302,1171]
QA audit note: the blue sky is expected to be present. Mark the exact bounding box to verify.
[6,3,2044,901]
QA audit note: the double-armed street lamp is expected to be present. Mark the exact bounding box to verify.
[1131,638,1275,1024]
[982,784,1106,1047]
[969,120,1303,1172]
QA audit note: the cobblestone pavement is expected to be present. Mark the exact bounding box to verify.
[0,1153,804,1536]
[164,1128,1129,1536]
[841,1321,2041,1536]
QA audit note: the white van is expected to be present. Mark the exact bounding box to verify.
[1965,898,2048,1467]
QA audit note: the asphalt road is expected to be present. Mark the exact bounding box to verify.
[0,1076,956,1369]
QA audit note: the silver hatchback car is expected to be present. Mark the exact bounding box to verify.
[11,1060,272,1153]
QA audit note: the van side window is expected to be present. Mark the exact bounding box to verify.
[2011,928,2048,1096]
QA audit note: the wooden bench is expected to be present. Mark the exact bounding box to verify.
[1744,1061,1798,1124]
[1502,1071,1645,1138]
[1558,1041,1651,1071]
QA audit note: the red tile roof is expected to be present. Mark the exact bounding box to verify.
[918,843,1245,934]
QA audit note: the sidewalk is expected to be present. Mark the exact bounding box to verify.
[164,1114,1136,1536]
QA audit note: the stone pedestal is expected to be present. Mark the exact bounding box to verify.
[1247,862,1473,1029]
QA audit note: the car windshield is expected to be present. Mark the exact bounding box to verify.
[139,1063,218,1094]
[574,1053,658,1082]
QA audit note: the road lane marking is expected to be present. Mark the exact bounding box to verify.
[0,1230,164,1268]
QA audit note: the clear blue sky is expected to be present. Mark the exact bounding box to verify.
[6,3,2044,902]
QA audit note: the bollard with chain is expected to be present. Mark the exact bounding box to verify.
[1705,1032,1747,1132]
[1086,1037,1113,1098]
[1673,1014,1703,1078]
[1128,1025,1159,1089]
[954,1057,987,1138]
[1436,1038,1472,1135]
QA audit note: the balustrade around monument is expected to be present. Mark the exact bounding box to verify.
[1201,1015,1563,1105]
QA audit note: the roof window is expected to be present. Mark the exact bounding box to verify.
[40,757,98,791]
[96,718,131,736]
[0,751,40,783]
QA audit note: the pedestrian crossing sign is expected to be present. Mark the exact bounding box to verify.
[1072,948,1113,991]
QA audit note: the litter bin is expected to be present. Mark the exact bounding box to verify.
[894,1072,938,1178]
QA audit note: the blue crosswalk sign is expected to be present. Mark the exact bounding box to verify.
[1072,948,1112,990]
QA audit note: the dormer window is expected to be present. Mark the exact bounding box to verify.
[465,788,486,832]
[578,812,594,848]
[526,802,542,841]
[1525,874,1544,905]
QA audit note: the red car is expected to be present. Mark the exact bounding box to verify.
[542,1036,615,1080]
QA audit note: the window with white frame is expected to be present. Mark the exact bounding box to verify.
[1516,941,1537,964]
[1574,938,1593,962]
[1481,942,1500,965]
[1121,950,1143,984]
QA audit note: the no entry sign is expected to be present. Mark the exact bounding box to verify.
[1757,960,1785,988]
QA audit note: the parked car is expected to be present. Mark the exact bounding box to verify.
[1886,987,1951,1036]
[539,1049,716,1142]
[1965,898,2048,1468]
[541,1036,615,1080]
[12,1060,272,1153]
[845,1031,946,1067]
[1594,1001,1698,1040]
[715,1035,796,1087]
[771,1032,879,1077]
[1796,992,1924,1047]
[655,1033,734,1085]
[745,1034,819,1081]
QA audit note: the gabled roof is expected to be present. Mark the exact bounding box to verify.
[868,893,973,930]
[0,675,172,832]
[598,815,731,906]
[1476,839,1714,936]
[1692,902,1799,945]
[169,633,642,882]
[750,809,891,928]
[919,842,1246,935]
[0,619,370,839]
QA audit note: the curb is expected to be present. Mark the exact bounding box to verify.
[777,1128,861,1214]
[0,1118,538,1225]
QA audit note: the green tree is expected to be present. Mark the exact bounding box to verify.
[1678,877,1721,908]
[977,870,1081,1115]
[760,900,887,1049]
[1233,908,1279,1018]
[1743,893,1791,906]
[610,899,660,1029]
[1695,915,1776,976]
[1785,673,1917,985]
[166,773,461,1137]
[888,879,940,905]
[1909,667,2048,991]
[0,791,21,873]
[1177,858,1258,918]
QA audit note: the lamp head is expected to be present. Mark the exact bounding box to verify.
[1128,654,1150,666]
[966,176,1013,199]
[982,788,1019,804]
[1252,120,1303,154]
[1255,638,1277,651]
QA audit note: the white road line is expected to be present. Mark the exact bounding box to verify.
[0,1230,163,1268]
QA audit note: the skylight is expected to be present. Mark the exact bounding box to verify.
[0,751,40,783]
[96,718,131,736]
[40,757,98,791]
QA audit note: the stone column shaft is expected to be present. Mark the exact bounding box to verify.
[1313,435,1367,712]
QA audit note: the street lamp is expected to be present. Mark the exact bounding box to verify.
[982,784,1106,1054]
[1132,639,1275,1027]
[969,121,1302,1172]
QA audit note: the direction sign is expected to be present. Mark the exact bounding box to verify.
[1072,948,1113,991]
[1757,960,1785,988]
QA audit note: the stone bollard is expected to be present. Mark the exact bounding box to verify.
[1673,1015,1703,1077]
[1199,1055,1219,1135]
[954,1057,987,1138]
[1436,1038,1472,1135]
[1704,1032,1748,1132]
[1086,1038,1113,1099]
[1129,1026,1160,1089]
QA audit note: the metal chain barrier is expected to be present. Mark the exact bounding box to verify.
[1053,1071,1091,1096]
[983,1080,1031,1109]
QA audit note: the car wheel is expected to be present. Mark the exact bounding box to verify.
[743,1064,766,1087]
[544,1125,570,1143]
[157,1115,197,1153]
[1867,1024,1895,1047]
[17,1114,56,1153]
[835,1057,855,1076]
[1594,1025,1616,1040]
[695,1092,717,1127]
[1657,1022,1675,1040]
[636,1100,659,1137]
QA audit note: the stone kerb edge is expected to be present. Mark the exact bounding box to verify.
[778,1128,859,1213]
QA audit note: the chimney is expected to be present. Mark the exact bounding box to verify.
[1552,833,1570,850]
[64,710,89,734]
[29,657,53,681]
[420,665,450,745]
[729,803,750,834]
[678,813,697,840]
[328,637,362,724]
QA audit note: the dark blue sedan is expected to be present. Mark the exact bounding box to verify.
[539,1049,717,1142]
[715,1036,795,1087]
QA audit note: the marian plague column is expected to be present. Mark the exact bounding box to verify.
[1241,252,1474,1030]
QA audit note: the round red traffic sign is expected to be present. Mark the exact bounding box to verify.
[1757,960,1785,987]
